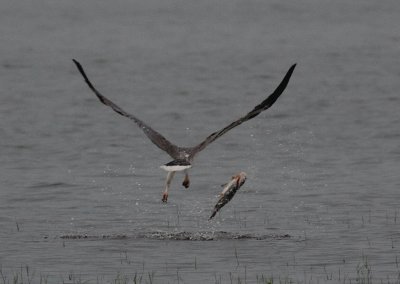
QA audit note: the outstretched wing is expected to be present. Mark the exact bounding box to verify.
[72,59,180,159]
[189,64,296,157]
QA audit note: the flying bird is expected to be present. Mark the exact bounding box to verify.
[72,59,296,202]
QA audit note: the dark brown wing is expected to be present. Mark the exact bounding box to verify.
[72,59,180,159]
[189,64,296,158]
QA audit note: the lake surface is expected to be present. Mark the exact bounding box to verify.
[1,0,399,283]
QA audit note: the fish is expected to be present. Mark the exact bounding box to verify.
[209,172,247,220]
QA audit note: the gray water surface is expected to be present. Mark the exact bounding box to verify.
[1,1,400,283]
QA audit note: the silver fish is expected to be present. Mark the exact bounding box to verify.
[209,172,247,220]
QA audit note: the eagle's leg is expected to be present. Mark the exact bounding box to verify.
[182,170,190,189]
[162,171,175,202]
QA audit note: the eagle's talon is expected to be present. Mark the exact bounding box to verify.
[182,179,190,189]
[162,193,168,203]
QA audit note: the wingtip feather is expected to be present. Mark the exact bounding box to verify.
[72,59,84,72]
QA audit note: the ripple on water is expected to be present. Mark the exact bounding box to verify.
[59,231,291,241]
